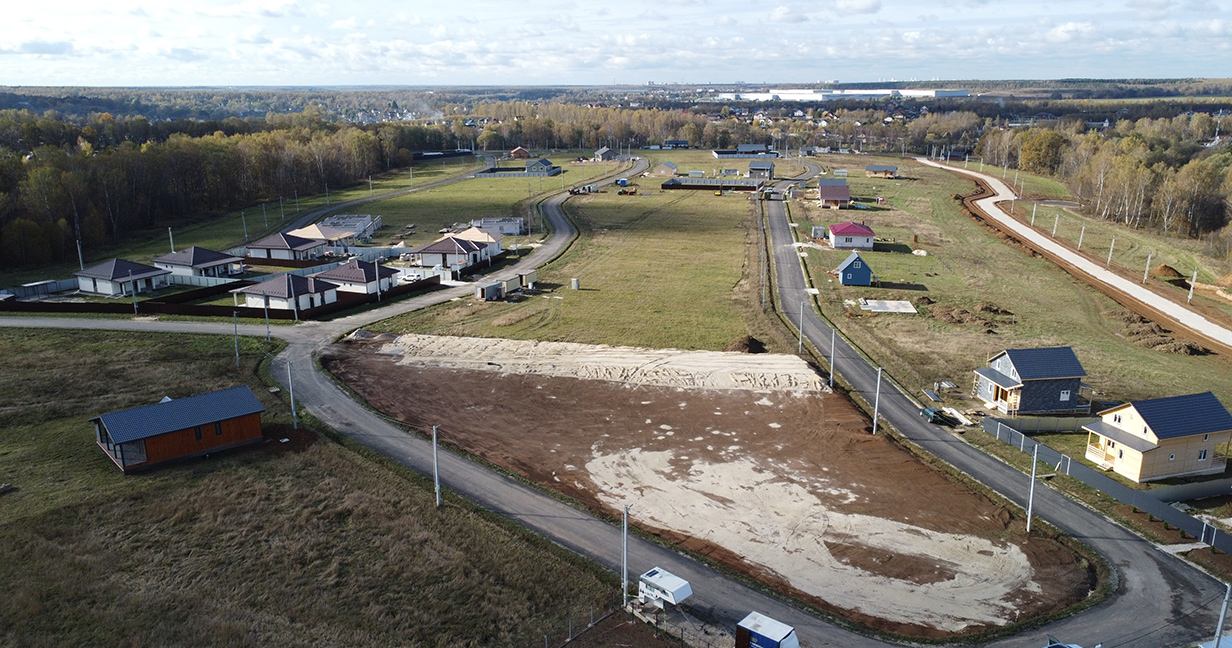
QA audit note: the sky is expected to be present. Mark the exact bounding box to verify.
[0,0,1229,87]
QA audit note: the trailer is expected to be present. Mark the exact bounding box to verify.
[501,277,521,295]
[637,567,692,609]
[518,269,537,289]
[736,612,800,648]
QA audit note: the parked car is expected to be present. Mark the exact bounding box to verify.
[919,407,958,427]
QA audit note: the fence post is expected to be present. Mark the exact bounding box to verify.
[996,421,1003,441]
[1020,431,1026,451]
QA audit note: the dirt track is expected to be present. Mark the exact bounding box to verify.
[324,334,1094,639]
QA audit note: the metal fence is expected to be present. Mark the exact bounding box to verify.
[991,416,1099,434]
[166,274,242,288]
[981,418,1231,550]
[5,278,78,298]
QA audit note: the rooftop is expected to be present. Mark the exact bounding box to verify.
[91,385,265,444]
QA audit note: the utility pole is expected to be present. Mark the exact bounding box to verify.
[622,505,630,608]
[1052,215,1059,237]
[1143,251,1153,283]
[287,362,297,429]
[241,211,248,240]
[369,175,373,197]
[168,227,175,253]
[829,328,836,388]
[1108,238,1116,267]
[872,368,882,435]
[1189,268,1199,303]
[77,239,85,271]
[798,300,804,353]
[1026,442,1039,533]
[1214,582,1231,648]
[433,425,441,507]
[233,311,240,369]
[129,270,137,315]
[262,204,268,229]
[1078,225,1085,250]
[263,302,270,342]
[280,196,285,221]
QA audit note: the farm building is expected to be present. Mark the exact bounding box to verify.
[453,226,503,257]
[410,236,484,270]
[651,161,678,176]
[661,177,763,191]
[866,165,898,178]
[817,180,852,209]
[829,222,874,250]
[246,233,325,261]
[736,612,800,648]
[474,160,562,178]
[712,144,780,159]
[973,347,1090,416]
[594,146,617,161]
[287,224,360,246]
[509,146,531,159]
[1083,392,1232,483]
[153,247,244,278]
[230,273,339,313]
[310,259,399,295]
[663,139,689,149]
[75,259,171,296]
[748,160,775,179]
[92,385,265,473]
[470,217,525,236]
[836,252,874,286]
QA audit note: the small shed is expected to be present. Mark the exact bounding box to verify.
[836,251,873,286]
[595,146,617,161]
[91,385,265,473]
[748,160,775,180]
[866,165,898,178]
[652,161,678,176]
[637,567,692,609]
[509,146,531,159]
[736,612,800,648]
[476,282,504,301]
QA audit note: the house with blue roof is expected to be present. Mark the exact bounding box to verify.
[836,251,874,286]
[91,385,265,472]
[972,347,1089,415]
[1082,392,1232,482]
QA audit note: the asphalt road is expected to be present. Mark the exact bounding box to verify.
[764,162,1224,648]
[2,157,1225,647]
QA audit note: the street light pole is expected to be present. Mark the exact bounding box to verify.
[1026,442,1039,533]
[433,425,441,507]
[872,368,882,435]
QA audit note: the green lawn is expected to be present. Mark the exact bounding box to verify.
[0,328,617,646]
[372,185,762,351]
[794,154,1232,406]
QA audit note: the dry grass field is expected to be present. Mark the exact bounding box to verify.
[0,328,629,647]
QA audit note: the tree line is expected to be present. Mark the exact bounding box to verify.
[976,114,1232,243]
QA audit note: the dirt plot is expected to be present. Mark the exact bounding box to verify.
[324,335,1094,639]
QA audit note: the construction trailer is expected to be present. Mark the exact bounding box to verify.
[501,277,521,295]
[518,269,538,289]
[736,612,800,648]
[637,567,692,609]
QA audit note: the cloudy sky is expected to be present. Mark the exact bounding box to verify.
[1,0,1229,87]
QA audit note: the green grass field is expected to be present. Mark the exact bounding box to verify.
[0,157,483,289]
[0,328,619,646]
[372,180,770,351]
[794,154,1232,406]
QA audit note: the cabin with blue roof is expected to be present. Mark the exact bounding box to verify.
[90,386,265,473]
[972,347,1089,415]
[1082,392,1232,482]
[836,251,874,286]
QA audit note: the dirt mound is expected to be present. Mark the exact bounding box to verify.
[1216,274,1232,289]
[1125,322,1168,339]
[976,302,1014,316]
[915,296,936,305]
[1106,309,1149,325]
[725,335,768,354]
[932,306,993,328]
[1108,313,1210,355]
[1151,264,1183,279]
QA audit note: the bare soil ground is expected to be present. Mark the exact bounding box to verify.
[323,335,1095,639]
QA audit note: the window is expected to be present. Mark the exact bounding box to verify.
[1060,390,1071,402]
[1118,449,1123,459]
[215,422,223,436]
[194,426,202,440]
[1143,426,1148,435]
[1113,414,1122,424]
[844,236,852,243]
[1170,454,1176,461]
[1205,434,1210,442]
[1200,449,1209,461]
[853,261,861,268]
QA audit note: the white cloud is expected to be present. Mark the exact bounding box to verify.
[4,40,76,55]
[770,6,807,23]
[330,17,357,29]
[835,0,881,14]
[235,26,270,44]
[1045,21,1095,42]
[430,24,447,39]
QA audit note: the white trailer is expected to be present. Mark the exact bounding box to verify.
[637,567,692,609]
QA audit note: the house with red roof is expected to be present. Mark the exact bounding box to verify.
[829,222,875,250]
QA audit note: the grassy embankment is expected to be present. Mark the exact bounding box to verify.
[0,157,483,289]
[0,328,623,646]
[370,149,787,351]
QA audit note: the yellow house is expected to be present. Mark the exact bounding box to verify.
[1083,392,1232,483]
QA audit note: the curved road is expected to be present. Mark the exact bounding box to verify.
[2,157,1223,647]
[765,160,1222,647]
[918,157,1232,352]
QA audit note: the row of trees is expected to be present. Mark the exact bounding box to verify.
[976,115,1232,239]
[0,115,465,268]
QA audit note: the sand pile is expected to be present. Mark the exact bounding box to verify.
[1151,264,1183,279]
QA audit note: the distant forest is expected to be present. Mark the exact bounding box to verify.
[0,82,1230,269]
